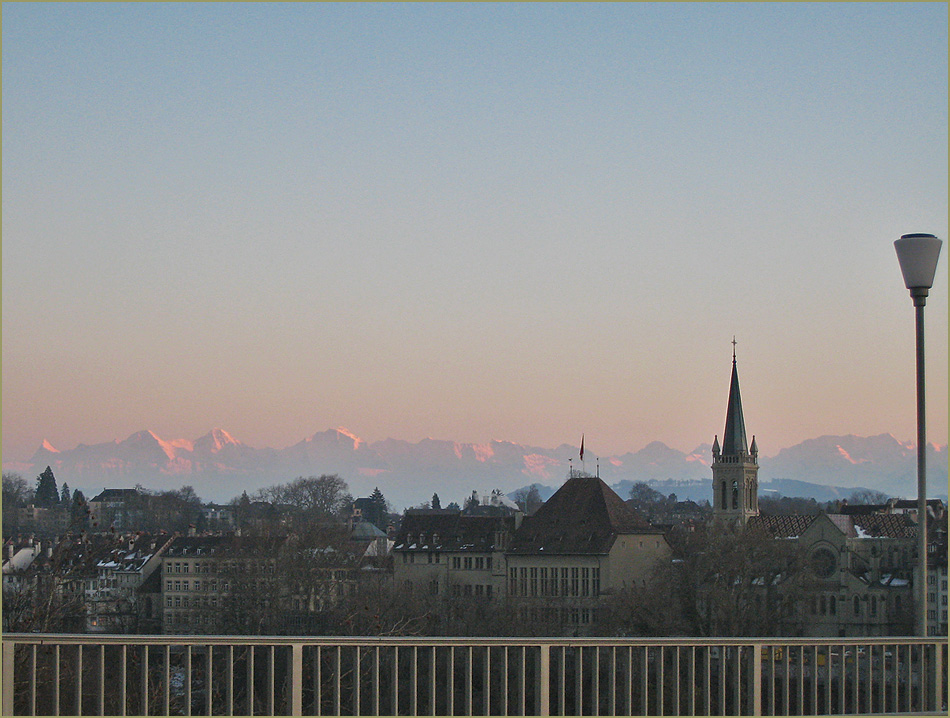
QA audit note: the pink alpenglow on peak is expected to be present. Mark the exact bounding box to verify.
[40,439,59,453]
[472,444,494,463]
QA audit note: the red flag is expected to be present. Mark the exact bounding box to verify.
[580,434,585,461]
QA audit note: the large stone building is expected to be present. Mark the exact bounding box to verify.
[506,473,671,632]
[392,510,516,600]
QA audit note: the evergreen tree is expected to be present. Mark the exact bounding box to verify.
[368,487,388,528]
[431,493,441,510]
[60,483,71,505]
[34,466,59,508]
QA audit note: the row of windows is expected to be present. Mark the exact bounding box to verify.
[518,606,596,625]
[166,579,226,592]
[450,583,493,598]
[452,556,492,571]
[809,594,898,617]
[166,595,218,608]
[508,566,600,598]
[165,560,274,574]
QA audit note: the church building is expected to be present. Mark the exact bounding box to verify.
[711,346,759,525]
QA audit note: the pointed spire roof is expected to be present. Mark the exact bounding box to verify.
[721,355,748,456]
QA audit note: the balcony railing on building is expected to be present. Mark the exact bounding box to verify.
[3,634,946,716]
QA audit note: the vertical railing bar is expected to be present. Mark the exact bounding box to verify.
[334,646,341,717]
[484,645,491,717]
[430,646,436,716]
[933,640,944,714]
[162,645,170,717]
[290,643,303,717]
[226,645,233,717]
[781,645,789,717]
[1,640,14,718]
[609,646,616,718]
[520,645,527,717]
[448,646,455,717]
[373,646,380,717]
[314,646,321,717]
[824,645,831,716]
[642,646,649,717]
[465,646,472,717]
[719,646,727,717]
[595,646,602,717]
[877,644,884,714]
[121,644,130,718]
[410,646,417,717]
[850,646,871,713]
[245,646,252,718]
[265,645,274,718]
[184,645,191,717]
[658,646,664,717]
[767,644,774,717]
[390,646,397,717]
[313,645,323,716]
[355,646,361,718]
[52,644,60,717]
[539,644,550,718]
[687,646,695,717]
[30,643,38,716]
[141,644,148,717]
[675,646,681,717]
[98,644,105,717]
[576,646,583,716]
[560,647,567,717]
[893,643,900,714]
[704,646,711,717]
[838,642,845,715]
[735,646,742,717]
[908,643,913,714]
[206,645,213,718]
[752,644,762,717]
[502,646,508,717]
[74,644,83,716]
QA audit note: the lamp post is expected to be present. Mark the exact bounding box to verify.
[894,232,942,637]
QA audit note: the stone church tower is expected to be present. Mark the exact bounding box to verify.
[711,346,759,524]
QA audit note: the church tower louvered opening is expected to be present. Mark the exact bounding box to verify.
[711,342,759,525]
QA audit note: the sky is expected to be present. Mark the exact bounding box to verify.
[2,2,948,468]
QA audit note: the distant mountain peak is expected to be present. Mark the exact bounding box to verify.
[40,439,59,453]
[194,427,242,453]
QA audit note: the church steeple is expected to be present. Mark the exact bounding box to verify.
[711,341,759,525]
[721,354,749,457]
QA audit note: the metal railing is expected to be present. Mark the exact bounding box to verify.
[2,634,946,715]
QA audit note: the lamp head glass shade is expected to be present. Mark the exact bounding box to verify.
[895,233,942,289]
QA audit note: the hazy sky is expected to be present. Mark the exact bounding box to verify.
[3,3,947,465]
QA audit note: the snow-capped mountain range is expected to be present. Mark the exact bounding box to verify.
[5,428,946,510]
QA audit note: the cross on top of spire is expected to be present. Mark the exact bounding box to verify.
[732,336,737,363]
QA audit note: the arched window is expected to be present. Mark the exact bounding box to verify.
[721,481,727,509]
[732,480,738,509]
[853,596,860,615]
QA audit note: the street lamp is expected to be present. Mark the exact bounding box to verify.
[894,232,942,637]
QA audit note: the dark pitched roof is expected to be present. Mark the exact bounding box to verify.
[508,475,658,555]
[721,358,748,456]
[851,513,917,539]
[747,514,816,539]
[748,512,917,541]
[90,488,141,503]
[394,512,514,552]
